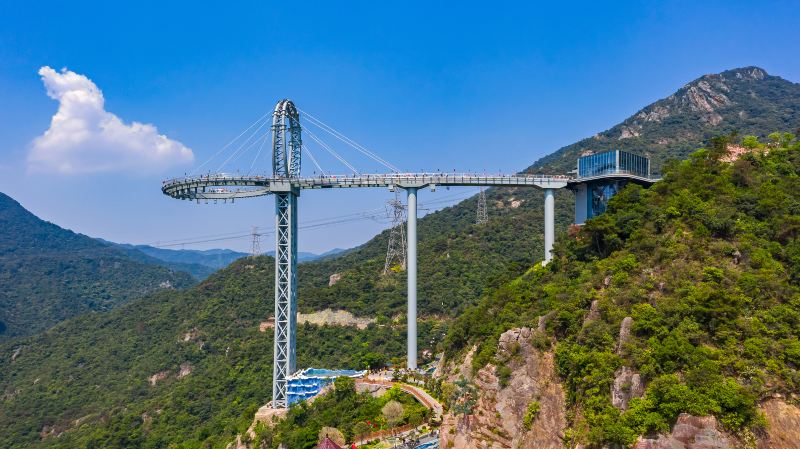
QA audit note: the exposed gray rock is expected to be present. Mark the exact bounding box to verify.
[612,366,643,410]
[620,126,642,140]
[178,362,193,379]
[537,311,555,332]
[617,316,633,354]
[584,300,600,324]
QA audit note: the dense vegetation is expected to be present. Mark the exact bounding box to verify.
[0,193,195,339]
[254,377,429,448]
[0,257,439,449]
[445,133,800,445]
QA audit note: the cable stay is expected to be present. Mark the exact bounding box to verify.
[298,109,401,173]
[303,127,360,174]
[248,131,272,174]
[216,118,272,172]
[190,110,272,175]
[301,145,326,175]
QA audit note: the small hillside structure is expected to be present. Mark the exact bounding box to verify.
[316,437,342,449]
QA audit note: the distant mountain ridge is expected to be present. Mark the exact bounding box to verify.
[105,243,348,279]
[264,247,347,262]
[105,242,249,279]
[0,193,195,339]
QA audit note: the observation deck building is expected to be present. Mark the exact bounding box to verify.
[570,150,653,225]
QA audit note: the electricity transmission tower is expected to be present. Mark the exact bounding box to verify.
[250,226,261,257]
[476,188,488,225]
[383,193,407,275]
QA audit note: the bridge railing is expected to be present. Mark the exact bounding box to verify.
[163,172,574,186]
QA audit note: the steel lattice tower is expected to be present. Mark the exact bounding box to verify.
[476,187,488,225]
[250,226,261,257]
[383,193,407,275]
[270,100,301,408]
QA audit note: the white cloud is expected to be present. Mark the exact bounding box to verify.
[29,66,194,174]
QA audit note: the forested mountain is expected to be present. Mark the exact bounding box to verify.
[0,193,195,339]
[443,134,800,446]
[0,256,442,448]
[1,66,799,448]
[292,66,800,320]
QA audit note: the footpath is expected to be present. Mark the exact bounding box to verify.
[352,378,443,446]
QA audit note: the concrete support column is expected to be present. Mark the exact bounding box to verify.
[406,187,418,370]
[544,188,555,264]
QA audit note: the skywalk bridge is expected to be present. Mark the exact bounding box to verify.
[161,98,655,408]
[162,173,570,199]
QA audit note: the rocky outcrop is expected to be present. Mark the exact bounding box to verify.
[259,319,274,332]
[584,300,600,324]
[619,126,641,140]
[758,398,800,448]
[328,273,342,286]
[148,371,169,386]
[297,309,375,329]
[616,316,633,353]
[440,328,566,449]
[537,312,555,333]
[611,366,643,411]
[178,362,193,378]
[633,414,735,449]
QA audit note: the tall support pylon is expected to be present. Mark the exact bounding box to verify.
[543,188,555,264]
[406,187,418,370]
[383,193,406,275]
[271,100,301,409]
[476,187,488,225]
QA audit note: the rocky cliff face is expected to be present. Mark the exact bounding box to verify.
[440,328,566,449]
[629,398,800,449]
[443,325,800,448]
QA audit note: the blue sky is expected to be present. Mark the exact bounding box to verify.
[1,0,798,253]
